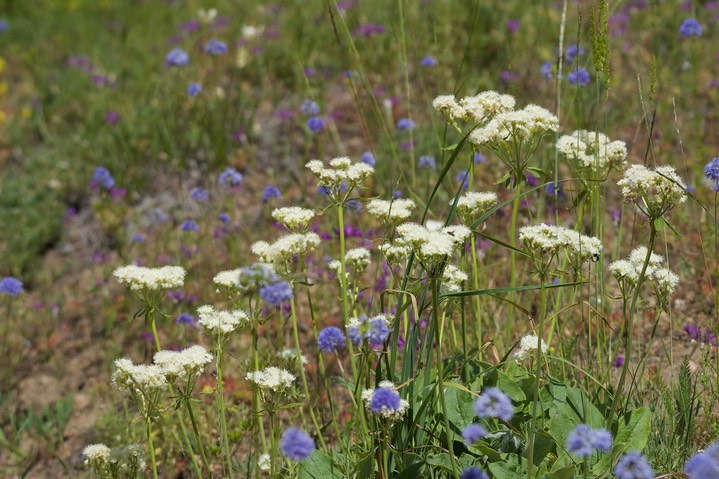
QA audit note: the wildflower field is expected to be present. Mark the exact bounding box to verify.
[3,0,719,478]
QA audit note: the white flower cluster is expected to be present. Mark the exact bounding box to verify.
[112,358,168,394]
[197,305,248,337]
[452,191,497,222]
[378,242,411,265]
[556,130,627,172]
[306,156,374,190]
[113,265,186,291]
[361,380,410,422]
[469,104,559,147]
[246,366,296,392]
[609,246,679,301]
[519,224,602,271]
[617,164,687,218]
[432,91,516,124]
[153,345,213,383]
[442,264,468,293]
[513,334,549,361]
[278,348,309,366]
[258,453,271,472]
[366,198,416,225]
[395,223,471,263]
[213,263,278,294]
[251,232,321,274]
[345,247,371,273]
[83,443,146,476]
[272,206,315,231]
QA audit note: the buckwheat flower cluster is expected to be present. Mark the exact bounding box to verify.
[378,242,410,265]
[367,198,415,225]
[348,314,392,347]
[246,366,295,393]
[272,206,315,232]
[556,130,627,173]
[395,223,471,265]
[197,305,248,342]
[361,381,409,422]
[469,103,559,147]
[609,247,679,304]
[278,348,309,366]
[258,453,271,472]
[431,94,467,121]
[83,443,147,478]
[251,232,321,274]
[520,224,601,274]
[113,265,186,291]
[83,444,111,475]
[153,345,213,384]
[112,358,168,395]
[512,333,549,361]
[459,90,517,122]
[213,263,278,295]
[442,264,468,293]
[306,156,374,192]
[345,247,371,275]
[617,164,687,219]
[566,424,613,457]
[452,191,497,223]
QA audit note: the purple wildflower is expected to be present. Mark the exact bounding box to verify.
[92,167,115,190]
[420,55,437,67]
[191,187,208,202]
[219,167,243,186]
[181,220,199,232]
[260,281,294,307]
[176,313,196,326]
[541,61,554,79]
[418,156,436,169]
[462,424,487,444]
[396,118,416,130]
[280,428,315,461]
[307,116,325,133]
[614,451,654,479]
[0,277,23,296]
[166,48,189,66]
[105,111,121,125]
[568,67,590,87]
[474,387,514,421]
[506,19,520,33]
[204,38,228,55]
[301,99,320,115]
[566,424,613,457]
[262,185,281,202]
[187,83,202,96]
[612,355,625,367]
[317,326,346,352]
[679,19,702,37]
[361,151,376,166]
[565,44,585,63]
[369,387,401,414]
[460,467,489,479]
[218,213,230,223]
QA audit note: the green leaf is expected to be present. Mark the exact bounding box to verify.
[496,371,526,403]
[544,466,576,479]
[488,460,524,479]
[395,462,423,478]
[298,451,345,479]
[592,408,651,476]
[425,453,455,474]
[444,386,476,430]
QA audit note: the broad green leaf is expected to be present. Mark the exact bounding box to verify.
[298,451,344,479]
[592,407,651,476]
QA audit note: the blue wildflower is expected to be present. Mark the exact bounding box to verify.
[462,424,487,445]
[369,387,401,414]
[0,277,23,296]
[181,220,199,232]
[191,187,208,202]
[132,233,145,243]
[260,281,294,307]
[685,441,719,477]
[187,83,202,97]
[565,44,585,63]
[420,55,437,67]
[92,167,115,190]
[317,326,346,352]
[307,116,325,133]
[460,467,489,479]
[366,318,390,345]
[541,61,554,80]
[473,387,514,421]
[262,185,281,202]
[151,208,168,222]
[705,158,719,183]
[474,152,486,164]
[218,213,230,223]
[219,167,243,186]
[176,313,196,326]
[204,38,228,55]
[457,171,470,189]
[418,156,436,169]
[396,118,416,130]
[348,326,362,346]
[566,424,613,457]
[0,19,8,33]
[301,99,320,115]
[614,451,654,479]
[166,48,189,66]
[280,428,315,461]
[361,151,376,166]
[679,19,702,37]
[568,67,590,87]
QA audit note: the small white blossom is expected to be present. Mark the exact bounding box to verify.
[113,265,186,291]
[617,164,687,218]
[513,334,549,361]
[246,366,296,392]
[197,305,248,337]
[112,358,168,394]
[442,265,468,293]
[251,233,321,274]
[345,247,371,274]
[154,345,213,383]
[83,444,111,463]
[272,206,315,231]
[279,348,309,365]
[367,198,416,225]
[258,453,271,472]
[453,191,497,220]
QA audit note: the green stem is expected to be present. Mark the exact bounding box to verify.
[290,296,327,449]
[507,182,523,345]
[216,350,234,478]
[184,398,212,478]
[609,223,657,423]
[471,235,482,357]
[251,323,268,453]
[432,276,459,479]
[173,406,203,479]
[146,417,159,479]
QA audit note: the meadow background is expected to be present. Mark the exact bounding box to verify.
[1,0,719,478]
